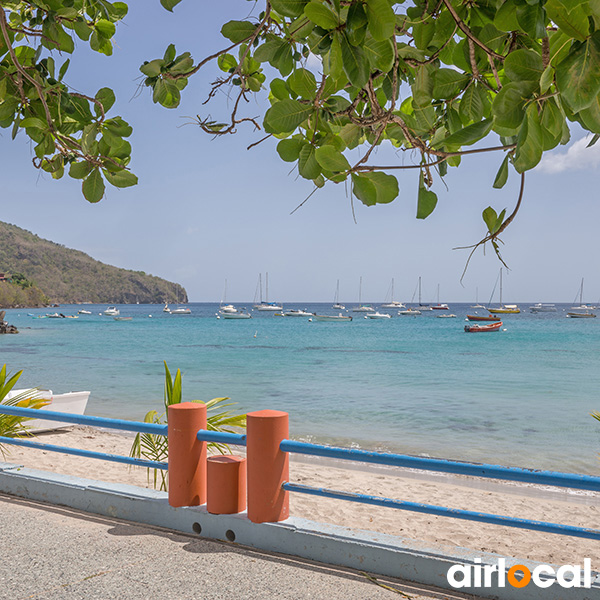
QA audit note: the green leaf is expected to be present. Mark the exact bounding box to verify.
[298,144,321,179]
[366,0,395,41]
[314,146,350,172]
[432,69,469,100]
[58,59,70,81]
[545,0,590,41]
[82,168,105,203]
[492,82,535,129]
[95,19,115,39]
[304,2,339,28]
[352,172,398,206]
[482,206,498,232]
[160,0,183,11]
[363,37,394,72]
[540,65,555,94]
[69,161,93,180]
[340,33,369,88]
[504,49,544,82]
[277,138,305,162]
[95,87,115,116]
[287,68,317,99]
[221,20,257,43]
[540,99,564,150]
[459,85,483,122]
[556,34,600,112]
[513,104,543,173]
[140,59,164,77]
[163,44,176,64]
[264,99,313,134]
[492,155,509,189]
[271,0,310,18]
[19,117,46,130]
[153,79,181,109]
[579,94,600,134]
[417,175,438,219]
[103,169,138,188]
[441,119,493,147]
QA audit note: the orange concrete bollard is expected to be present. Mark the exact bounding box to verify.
[246,409,289,523]
[168,402,207,507]
[207,455,247,514]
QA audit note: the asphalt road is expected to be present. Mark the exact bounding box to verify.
[0,493,478,600]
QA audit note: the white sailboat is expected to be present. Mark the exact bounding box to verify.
[567,278,596,318]
[431,283,449,310]
[352,276,374,312]
[417,277,432,310]
[333,279,345,310]
[488,269,520,314]
[471,287,486,309]
[381,278,405,309]
[256,272,282,311]
[219,279,239,314]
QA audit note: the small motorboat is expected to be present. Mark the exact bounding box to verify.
[170,307,191,314]
[103,306,120,316]
[282,309,315,317]
[311,314,353,322]
[431,304,449,310]
[566,312,596,318]
[77,309,92,315]
[464,321,503,333]
[437,314,457,318]
[114,316,132,321]
[529,303,557,313]
[398,308,421,315]
[466,314,501,322]
[220,310,251,319]
[163,303,171,313]
[365,312,391,319]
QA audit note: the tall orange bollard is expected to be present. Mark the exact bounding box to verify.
[246,409,289,523]
[168,402,207,507]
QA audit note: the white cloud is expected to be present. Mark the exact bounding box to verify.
[537,134,600,173]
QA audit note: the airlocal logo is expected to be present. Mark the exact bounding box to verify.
[447,558,593,589]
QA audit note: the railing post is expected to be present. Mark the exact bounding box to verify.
[168,402,207,507]
[246,409,289,523]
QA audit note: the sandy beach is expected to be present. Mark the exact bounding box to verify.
[2,425,598,567]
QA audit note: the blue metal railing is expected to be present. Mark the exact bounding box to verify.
[279,439,600,491]
[196,430,246,446]
[280,440,600,541]
[0,405,168,469]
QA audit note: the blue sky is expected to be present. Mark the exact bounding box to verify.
[2,2,600,304]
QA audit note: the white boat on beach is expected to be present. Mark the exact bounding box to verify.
[103,307,120,316]
[6,389,90,433]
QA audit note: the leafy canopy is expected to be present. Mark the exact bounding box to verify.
[3,0,600,248]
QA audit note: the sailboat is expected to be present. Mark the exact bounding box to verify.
[431,284,449,310]
[567,279,596,318]
[255,272,282,311]
[218,279,243,315]
[417,276,432,310]
[352,276,374,312]
[398,278,422,314]
[471,287,486,309]
[333,279,345,310]
[488,269,520,314]
[381,278,405,309]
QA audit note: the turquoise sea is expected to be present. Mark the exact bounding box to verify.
[2,303,600,475]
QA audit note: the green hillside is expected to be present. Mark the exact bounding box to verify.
[0,221,187,305]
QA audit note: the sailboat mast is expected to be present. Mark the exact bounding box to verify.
[581,278,584,305]
[499,268,503,306]
[359,276,362,305]
[418,276,422,305]
[391,278,395,302]
[266,272,269,303]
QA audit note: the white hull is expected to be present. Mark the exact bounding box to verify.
[7,390,90,433]
[365,312,391,319]
[352,306,374,312]
[530,304,557,313]
[221,312,251,319]
[171,307,191,314]
[312,314,352,322]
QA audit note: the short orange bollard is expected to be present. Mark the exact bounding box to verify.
[207,455,247,514]
[246,409,289,523]
[168,402,207,507]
